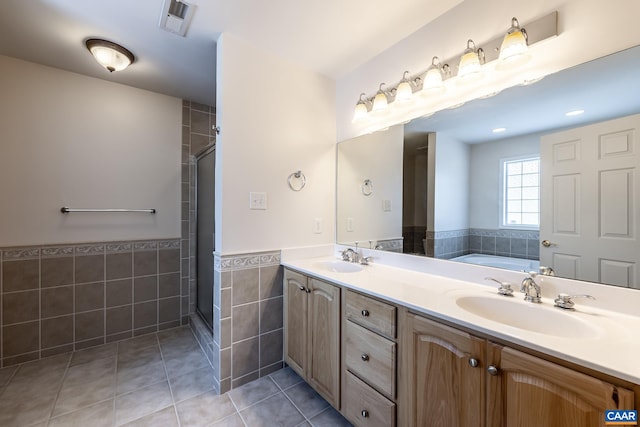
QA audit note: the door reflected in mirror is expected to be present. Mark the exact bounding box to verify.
[337,45,640,289]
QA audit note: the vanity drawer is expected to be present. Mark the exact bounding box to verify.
[345,289,396,338]
[345,320,396,398]
[343,370,396,427]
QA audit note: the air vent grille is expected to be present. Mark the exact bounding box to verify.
[159,0,195,37]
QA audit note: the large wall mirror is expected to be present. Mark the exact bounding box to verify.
[337,45,640,289]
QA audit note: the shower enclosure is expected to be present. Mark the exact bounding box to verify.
[196,146,215,330]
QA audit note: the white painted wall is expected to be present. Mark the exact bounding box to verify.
[469,134,540,229]
[0,55,181,247]
[433,133,469,232]
[336,126,403,244]
[336,0,640,141]
[215,34,336,254]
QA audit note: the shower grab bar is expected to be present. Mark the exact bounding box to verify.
[60,207,156,214]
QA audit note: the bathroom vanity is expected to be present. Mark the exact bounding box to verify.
[282,249,640,427]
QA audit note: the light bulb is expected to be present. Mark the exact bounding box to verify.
[395,72,413,103]
[499,18,530,67]
[458,40,483,81]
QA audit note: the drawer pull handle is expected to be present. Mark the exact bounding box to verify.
[361,353,370,362]
[487,365,499,376]
[361,309,370,317]
[361,410,369,418]
[468,358,479,368]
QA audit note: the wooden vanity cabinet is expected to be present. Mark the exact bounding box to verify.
[341,290,398,427]
[283,269,341,407]
[402,313,485,427]
[402,311,636,427]
[486,344,635,427]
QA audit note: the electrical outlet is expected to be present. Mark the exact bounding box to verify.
[249,192,267,210]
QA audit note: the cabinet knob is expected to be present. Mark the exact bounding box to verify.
[361,353,370,362]
[298,285,305,291]
[468,358,479,368]
[487,365,499,376]
[361,309,370,317]
[361,410,369,418]
[305,287,311,293]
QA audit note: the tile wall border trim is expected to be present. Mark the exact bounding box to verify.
[214,250,281,271]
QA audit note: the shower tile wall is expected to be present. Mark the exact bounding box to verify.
[469,229,540,260]
[210,251,284,394]
[425,229,539,260]
[428,229,470,259]
[0,239,183,368]
[181,100,216,371]
[180,100,216,320]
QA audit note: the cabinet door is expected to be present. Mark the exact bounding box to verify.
[405,314,485,427]
[487,344,635,427]
[308,278,341,407]
[283,270,308,377]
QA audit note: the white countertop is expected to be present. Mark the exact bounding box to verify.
[281,245,640,384]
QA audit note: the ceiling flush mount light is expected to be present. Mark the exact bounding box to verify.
[492,127,507,133]
[565,109,585,117]
[499,17,529,63]
[85,39,135,72]
[458,39,485,80]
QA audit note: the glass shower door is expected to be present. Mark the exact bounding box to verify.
[196,146,215,330]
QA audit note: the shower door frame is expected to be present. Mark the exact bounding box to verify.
[195,144,216,331]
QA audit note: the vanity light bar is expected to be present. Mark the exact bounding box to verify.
[353,11,558,121]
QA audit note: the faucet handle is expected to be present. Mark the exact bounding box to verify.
[360,256,373,265]
[554,293,595,310]
[484,277,514,297]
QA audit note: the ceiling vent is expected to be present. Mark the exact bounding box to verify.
[159,0,195,37]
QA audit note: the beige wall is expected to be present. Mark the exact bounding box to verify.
[0,55,182,247]
[215,34,336,255]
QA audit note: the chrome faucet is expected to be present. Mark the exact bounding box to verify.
[341,248,358,263]
[521,272,542,303]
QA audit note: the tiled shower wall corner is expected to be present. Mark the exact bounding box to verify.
[181,100,216,319]
[428,229,470,259]
[0,240,183,368]
[207,251,284,394]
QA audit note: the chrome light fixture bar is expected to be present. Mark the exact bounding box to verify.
[352,11,558,123]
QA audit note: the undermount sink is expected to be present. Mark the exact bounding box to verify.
[314,260,363,273]
[455,295,600,338]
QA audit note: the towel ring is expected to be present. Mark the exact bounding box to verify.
[288,170,306,191]
[362,179,373,196]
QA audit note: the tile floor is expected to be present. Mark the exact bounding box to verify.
[0,326,352,427]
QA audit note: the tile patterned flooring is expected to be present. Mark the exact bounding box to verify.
[0,326,352,426]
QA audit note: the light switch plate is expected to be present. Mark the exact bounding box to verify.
[346,217,354,232]
[313,218,323,234]
[383,200,392,211]
[249,192,267,210]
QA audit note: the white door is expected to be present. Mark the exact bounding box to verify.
[540,113,640,288]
